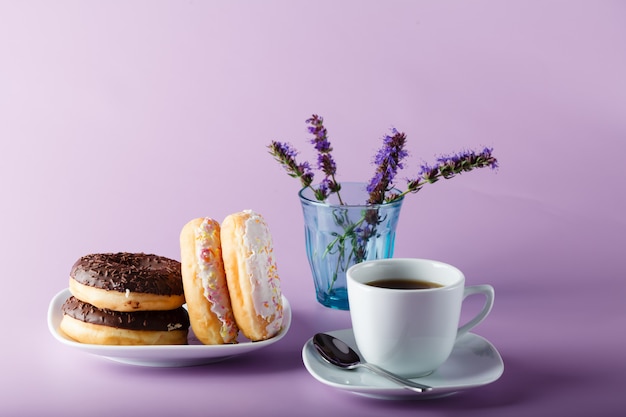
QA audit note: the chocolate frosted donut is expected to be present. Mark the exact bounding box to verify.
[69,252,185,312]
[60,296,190,345]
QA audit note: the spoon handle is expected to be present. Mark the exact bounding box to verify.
[359,363,432,392]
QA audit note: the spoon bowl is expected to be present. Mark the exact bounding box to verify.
[312,333,432,393]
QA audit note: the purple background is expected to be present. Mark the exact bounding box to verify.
[2,1,625,416]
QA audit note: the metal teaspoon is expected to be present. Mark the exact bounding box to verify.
[312,333,433,393]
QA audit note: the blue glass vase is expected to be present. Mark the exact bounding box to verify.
[299,182,404,310]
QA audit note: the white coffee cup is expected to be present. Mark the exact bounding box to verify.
[347,258,494,377]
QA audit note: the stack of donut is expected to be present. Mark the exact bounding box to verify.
[180,210,283,344]
[60,210,284,346]
[60,252,190,345]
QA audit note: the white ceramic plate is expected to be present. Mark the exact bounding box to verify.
[302,328,503,400]
[48,288,291,367]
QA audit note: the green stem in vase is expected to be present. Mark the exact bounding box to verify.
[322,207,380,293]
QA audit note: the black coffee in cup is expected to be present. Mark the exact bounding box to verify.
[366,278,443,290]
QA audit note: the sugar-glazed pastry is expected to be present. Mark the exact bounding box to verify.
[180,217,239,344]
[221,210,283,341]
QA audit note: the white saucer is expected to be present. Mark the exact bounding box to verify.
[48,288,291,367]
[302,328,503,400]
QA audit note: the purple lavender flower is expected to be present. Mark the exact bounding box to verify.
[313,179,330,201]
[418,163,441,183]
[404,146,498,196]
[366,128,409,204]
[307,114,341,199]
[436,147,498,177]
[269,116,498,206]
[268,141,314,188]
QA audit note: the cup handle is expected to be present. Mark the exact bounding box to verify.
[457,284,495,338]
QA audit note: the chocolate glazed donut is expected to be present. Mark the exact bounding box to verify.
[60,296,190,345]
[69,253,186,312]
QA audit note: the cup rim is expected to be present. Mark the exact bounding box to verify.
[298,181,404,208]
[347,258,465,290]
